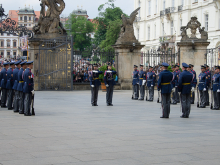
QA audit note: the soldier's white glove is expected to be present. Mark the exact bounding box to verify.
[107,71,112,73]
[137,83,139,85]
[93,71,98,73]
[175,86,177,88]
[106,84,109,87]
[151,84,153,87]
[142,80,146,85]
[217,89,220,93]
[172,88,175,92]
[31,90,35,95]
[191,87,195,92]
[203,88,206,91]
[91,85,94,88]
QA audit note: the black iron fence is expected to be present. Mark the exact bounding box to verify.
[72,49,118,83]
[141,49,180,68]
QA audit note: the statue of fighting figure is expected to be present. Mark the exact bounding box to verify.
[33,0,66,35]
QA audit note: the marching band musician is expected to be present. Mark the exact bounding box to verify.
[146,66,156,101]
[138,64,146,100]
[211,66,220,110]
[104,63,117,106]
[132,65,139,100]
[89,63,103,106]
[178,63,193,118]
[198,65,209,108]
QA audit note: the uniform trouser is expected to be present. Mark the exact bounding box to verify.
[190,91,195,104]
[148,86,154,101]
[18,91,24,113]
[7,89,13,109]
[1,88,7,107]
[213,91,220,109]
[13,90,19,112]
[199,90,206,107]
[133,84,139,99]
[205,89,209,105]
[175,87,180,102]
[172,87,178,103]
[106,85,113,104]
[181,93,191,117]
[0,89,1,101]
[91,86,99,105]
[161,93,171,118]
[24,93,32,115]
[139,85,145,99]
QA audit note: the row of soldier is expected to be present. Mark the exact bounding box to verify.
[132,62,220,118]
[0,61,35,116]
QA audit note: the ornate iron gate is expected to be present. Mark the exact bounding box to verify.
[38,36,73,90]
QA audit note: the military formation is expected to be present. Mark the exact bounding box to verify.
[0,61,35,116]
[131,62,220,119]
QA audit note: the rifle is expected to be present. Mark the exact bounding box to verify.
[197,87,200,108]
[31,93,35,116]
[210,49,214,110]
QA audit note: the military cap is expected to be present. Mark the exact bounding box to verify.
[20,61,26,65]
[93,63,98,67]
[26,61,34,64]
[140,64,144,67]
[134,65,138,68]
[162,62,169,67]
[204,64,209,67]
[201,65,205,69]
[215,66,219,70]
[107,62,112,66]
[3,62,9,65]
[10,62,15,65]
[182,63,189,68]
[14,60,21,65]
[149,66,153,68]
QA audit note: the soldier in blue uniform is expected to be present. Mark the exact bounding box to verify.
[89,63,103,106]
[146,66,156,101]
[138,64,146,100]
[12,61,21,112]
[174,65,180,103]
[178,63,193,118]
[157,63,173,118]
[17,61,26,114]
[211,66,220,110]
[6,62,15,110]
[0,62,9,108]
[204,64,211,106]
[171,65,177,104]
[188,64,197,104]
[104,63,117,106]
[198,65,208,108]
[132,65,139,100]
[23,61,34,116]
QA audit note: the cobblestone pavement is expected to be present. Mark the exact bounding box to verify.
[0,90,220,165]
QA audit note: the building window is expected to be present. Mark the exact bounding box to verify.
[1,41,4,47]
[0,51,4,57]
[7,51,10,56]
[182,0,184,6]
[24,16,27,22]
[148,26,150,40]
[205,14,208,31]
[172,0,175,7]
[194,0,198,2]
[13,51,16,56]
[20,17,22,20]
[171,21,174,35]
[7,40,10,47]
[148,0,151,15]
[13,41,16,47]
[162,23,164,36]
[155,0,157,14]
[163,0,166,10]
[1,33,3,36]
[29,17,31,21]
[24,24,27,26]
[154,25,156,39]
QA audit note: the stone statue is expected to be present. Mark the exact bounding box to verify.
[180,26,189,41]
[199,27,208,40]
[115,7,140,45]
[33,0,66,35]
[186,17,201,39]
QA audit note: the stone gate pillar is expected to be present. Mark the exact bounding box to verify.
[113,44,144,90]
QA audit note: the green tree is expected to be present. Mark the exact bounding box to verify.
[65,14,94,51]
[99,19,122,51]
[93,0,126,47]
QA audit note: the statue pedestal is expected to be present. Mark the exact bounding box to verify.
[177,41,210,75]
[113,44,145,90]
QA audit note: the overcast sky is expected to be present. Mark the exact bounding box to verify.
[2,0,134,19]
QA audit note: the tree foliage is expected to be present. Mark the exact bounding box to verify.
[65,14,94,51]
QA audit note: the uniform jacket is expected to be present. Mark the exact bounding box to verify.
[132,70,139,85]
[0,68,7,88]
[212,73,220,92]
[17,68,24,92]
[157,70,173,94]
[178,70,193,94]
[23,68,34,93]
[12,67,20,90]
[146,71,156,87]
[139,70,146,86]
[189,70,197,88]
[206,69,211,87]
[198,72,208,91]
[89,70,103,86]
[174,70,180,87]
[171,71,176,89]
[104,70,117,86]
[6,68,14,90]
